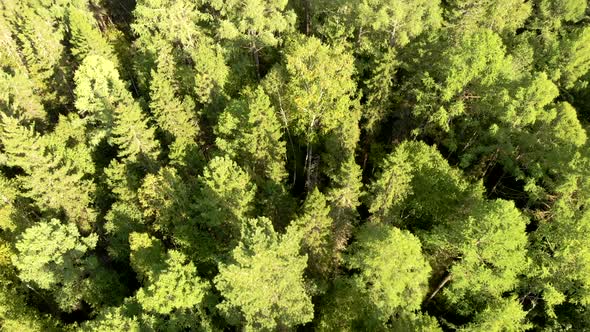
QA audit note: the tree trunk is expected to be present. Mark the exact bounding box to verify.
[425,272,452,304]
[251,43,261,79]
[302,0,311,35]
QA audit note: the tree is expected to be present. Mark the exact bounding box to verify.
[317,223,431,330]
[458,297,530,332]
[287,188,334,279]
[325,156,364,265]
[129,233,210,318]
[526,157,590,322]
[132,0,228,104]
[0,71,46,125]
[74,55,159,163]
[263,36,359,186]
[214,0,296,77]
[12,219,98,312]
[1,0,71,108]
[66,0,118,66]
[424,199,529,315]
[367,141,481,226]
[0,240,59,331]
[0,114,97,231]
[215,217,314,330]
[216,86,287,185]
[215,86,292,221]
[350,0,442,49]
[347,224,431,320]
[195,156,256,231]
[148,44,201,167]
[445,0,531,35]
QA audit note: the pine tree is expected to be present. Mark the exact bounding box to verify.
[318,223,431,330]
[149,44,201,167]
[263,36,359,187]
[66,0,118,66]
[74,55,159,162]
[132,0,228,104]
[287,188,334,279]
[12,219,98,312]
[213,0,296,77]
[0,114,97,231]
[216,86,287,184]
[215,217,314,330]
[424,199,529,315]
[129,233,210,321]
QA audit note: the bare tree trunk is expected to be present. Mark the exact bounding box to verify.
[251,42,261,79]
[276,94,297,187]
[303,0,311,35]
[425,273,452,304]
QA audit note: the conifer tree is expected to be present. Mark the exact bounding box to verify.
[129,233,210,322]
[149,44,200,167]
[287,188,334,279]
[132,0,228,104]
[214,0,296,77]
[0,114,96,231]
[75,55,159,162]
[66,0,118,66]
[318,223,431,330]
[215,217,314,330]
[12,219,98,312]
[424,199,529,315]
[216,86,287,185]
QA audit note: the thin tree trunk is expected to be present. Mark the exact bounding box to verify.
[276,94,297,187]
[251,43,261,79]
[303,0,310,35]
[426,273,452,304]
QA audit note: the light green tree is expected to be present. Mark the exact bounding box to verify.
[129,233,210,316]
[0,114,96,230]
[214,0,295,77]
[287,188,334,279]
[317,223,431,330]
[216,86,287,184]
[458,297,530,332]
[263,36,359,185]
[12,219,97,312]
[425,199,529,315]
[66,0,118,65]
[149,44,201,167]
[215,217,313,330]
[75,54,159,162]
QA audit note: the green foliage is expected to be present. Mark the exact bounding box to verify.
[215,217,313,330]
[426,199,529,313]
[214,0,295,77]
[132,0,228,103]
[317,224,431,330]
[367,141,480,226]
[196,156,256,230]
[75,55,159,161]
[66,1,117,65]
[149,44,200,166]
[0,114,96,230]
[1,0,590,329]
[287,188,334,278]
[130,233,209,316]
[445,0,531,35]
[216,86,287,184]
[12,219,97,311]
[459,297,531,332]
[347,224,431,318]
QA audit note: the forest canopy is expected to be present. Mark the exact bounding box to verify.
[1,0,590,330]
